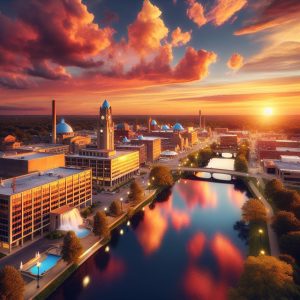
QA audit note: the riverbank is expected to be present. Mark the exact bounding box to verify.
[27,189,157,300]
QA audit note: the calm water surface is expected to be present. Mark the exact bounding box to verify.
[49,179,249,300]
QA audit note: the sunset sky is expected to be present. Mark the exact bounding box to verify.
[0,0,299,115]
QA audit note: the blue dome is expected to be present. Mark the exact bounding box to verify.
[173,123,184,131]
[101,99,110,109]
[138,135,144,140]
[161,124,170,131]
[56,118,73,134]
[122,137,130,143]
[151,119,157,126]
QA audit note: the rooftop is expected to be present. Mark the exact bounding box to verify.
[0,167,88,196]
[67,150,137,160]
[276,147,300,152]
[133,136,160,141]
[2,152,61,161]
[274,161,300,172]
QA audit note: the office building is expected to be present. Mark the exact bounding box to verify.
[131,136,161,163]
[0,167,92,251]
[219,134,238,149]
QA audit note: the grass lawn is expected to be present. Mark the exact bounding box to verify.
[248,221,270,256]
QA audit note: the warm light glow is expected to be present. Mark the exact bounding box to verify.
[260,249,265,255]
[105,246,110,252]
[263,107,273,116]
[258,229,263,234]
[82,275,90,287]
[120,229,124,235]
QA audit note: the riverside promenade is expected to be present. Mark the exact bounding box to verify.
[23,189,157,300]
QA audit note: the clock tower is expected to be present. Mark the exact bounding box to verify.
[97,100,114,150]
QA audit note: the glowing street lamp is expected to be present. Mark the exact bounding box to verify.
[105,245,110,253]
[260,249,265,256]
[258,228,264,245]
[36,261,41,289]
[120,229,124,235]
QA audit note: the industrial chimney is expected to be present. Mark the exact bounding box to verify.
[52,99,56,144]
[199,110,202,129]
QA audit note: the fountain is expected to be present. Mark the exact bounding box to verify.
[59,207,83,232]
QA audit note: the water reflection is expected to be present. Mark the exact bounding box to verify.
[49,179,248,300]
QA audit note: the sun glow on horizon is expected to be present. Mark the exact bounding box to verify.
[263,107,273,116]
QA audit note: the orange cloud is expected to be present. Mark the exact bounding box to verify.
[174,47,217,81]
[227,53,244,70]
[170,209,191,231]
[208,0,247,26]
[128,0,168,56]
[171,27,192,47]
[186,0,207,27]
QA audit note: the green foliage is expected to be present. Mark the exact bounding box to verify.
[280,231,300,265]
[272,211,300,237]
[234,155,248,173]
[149,165,173,188]
[128,180,144,204]
[109,200,122,216]
[93,211,110,238]
[0,265,25,300]
[61,231,83,264]
[229,256,300,300]
[242,198,267,223]
[46,230,65,240]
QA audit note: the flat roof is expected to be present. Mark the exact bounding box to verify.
[67,150,138,160]
[132,136,161,141]
[19,143,68,149]
[276,147,300,152]
[51,205,74,215]
[220,134,238,137]
[275,161,300,172]
[2,152,62,161]
[0,167,88,196]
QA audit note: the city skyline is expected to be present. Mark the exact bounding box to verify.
[0,0,299,115]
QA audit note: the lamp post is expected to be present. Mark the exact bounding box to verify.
[258,228,263,245]
[37,261,41,289]
[147,182,150,194]
[120,197,123,212]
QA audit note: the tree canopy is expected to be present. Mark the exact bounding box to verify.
[0,265,25,300]
[272,211,300,237]
[280,231,300,265]
[234,155,248,173]
[109,200,122,216]
[242,198,267,223]
[265,179,283,200]
[149,165,173,188]
[61,230,83,264]
[93,211,110,238]
[128,180,144,204]
[229,255,300,300]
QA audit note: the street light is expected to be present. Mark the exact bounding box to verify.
[260,249,265,256]
[104,207,107,213]
[37,261,41,289]
[258,228,263,245]
[120,197,123,212]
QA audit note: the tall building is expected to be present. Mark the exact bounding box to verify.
[97,100,114,150]
[66,100,139,190]
[0,167,92,251]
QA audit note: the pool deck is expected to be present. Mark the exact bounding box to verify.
[24,188,157,300]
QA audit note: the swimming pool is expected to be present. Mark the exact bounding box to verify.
[75,228,90,239]
[28,254,61,276]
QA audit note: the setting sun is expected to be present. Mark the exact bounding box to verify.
[263,107,273,116]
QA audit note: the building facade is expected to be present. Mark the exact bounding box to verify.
[131,136,161,163]
[0,167,92,251]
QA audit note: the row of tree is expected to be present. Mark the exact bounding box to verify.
[234,142,249,173]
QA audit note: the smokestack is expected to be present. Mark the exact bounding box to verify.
[52,99,56,144]
[199,110,202,129]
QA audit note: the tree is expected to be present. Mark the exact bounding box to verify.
[280,231,300,264]
[234,155,248,173]
[229,255,300,300]
[273,189,300,211]
[265,179,283,200]
[149,165,173,188]
[128,180,144,204]
[241,198,267,223]
[272,211,300,236]
[109,200,122,216]
[198,147,213,167]
[93,211,110,238]
[0,265,25,300]
[61,231,83,264]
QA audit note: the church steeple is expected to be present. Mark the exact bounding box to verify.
[97,100,114,150]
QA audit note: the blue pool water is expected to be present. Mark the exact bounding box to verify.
[75,228,90,239]
[29,254,61,276]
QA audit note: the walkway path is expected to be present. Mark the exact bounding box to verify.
[248,181,280,256]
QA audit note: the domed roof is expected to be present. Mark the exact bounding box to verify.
[122,137,130,143]
[101,99,110,109]
[116,123,124,130]
[138,135,144,140]
[56,118,73,134]
[161,124,170,131]
[151,119,157,126]
[173,123,184,131]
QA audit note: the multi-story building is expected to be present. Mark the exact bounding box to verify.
[18,143,70,154]
[0,152,65,178]
[0,167,92,251]
[66,100,139,189]
[219,134,238,149]
[116,144,146,165]
[131,136,161,163]
[274,156,300,185]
